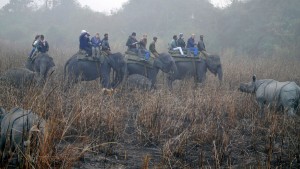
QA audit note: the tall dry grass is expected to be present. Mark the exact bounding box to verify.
[0,43,299,168]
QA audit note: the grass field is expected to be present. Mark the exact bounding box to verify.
[0,42,299,168]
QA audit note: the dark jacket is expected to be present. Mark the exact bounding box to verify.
[177,38,186,48]
[101,37,110,51]
[187,37,195,48]
[149,41,157,53]
[126,36,138,50]
[79,33,91,50]
[38,40,49,53]
[91,36,101,47]
[197,40,206,51]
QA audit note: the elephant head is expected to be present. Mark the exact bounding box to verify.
[206,54,223,81]
[25,53,55,85]
[107,52,127,88]
[154,53,178,75]
[239,75,257,93]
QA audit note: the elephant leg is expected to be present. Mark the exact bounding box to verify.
[217,66,223,82]
[197,62,207,83]
[100,62,111,89]
[37,64,47,86]
[150,77,157,89]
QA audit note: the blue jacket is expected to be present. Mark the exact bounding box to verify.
[187,37,195,48]
[91,36,101,47]
[79,33,91,50]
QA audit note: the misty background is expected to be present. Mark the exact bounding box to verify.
[0,0,299,57]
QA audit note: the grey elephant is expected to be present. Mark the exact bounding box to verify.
[167,54,223,89]
[239,75,300,117]
[64,52,126,89]
[126,53,177,89]
[0,68,37,89]
[25,53,55,84]
[126,74,152,91]
[0,107,45,165]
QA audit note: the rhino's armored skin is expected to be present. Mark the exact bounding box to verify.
[239,76,300,116]
[0,107,45,163]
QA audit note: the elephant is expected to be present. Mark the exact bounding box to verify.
[126,74,152,91]
[25,53,55,84]
[0,68,37,89]
[64,52,126,89]
[167,54,223,89]
[126,53,177,89]
[0,107,45,165]
[239,75,300,117]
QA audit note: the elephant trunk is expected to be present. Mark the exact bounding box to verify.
[171,61,178,76]
[111,64,126,89]
[25,59,34,72]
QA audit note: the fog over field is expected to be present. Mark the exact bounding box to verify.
[0,0,299,168]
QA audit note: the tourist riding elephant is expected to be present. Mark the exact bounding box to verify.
[0,107,45,165]
[167,54,223,89]
[25,53,55,84]
[64,52,126,89]
[126,53,177,89]
[239,75,300,117]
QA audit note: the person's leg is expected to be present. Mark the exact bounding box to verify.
[96,47,100,57]
[92,47,96,57]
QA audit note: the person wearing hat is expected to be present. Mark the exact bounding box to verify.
[197,35,208,57]
[101,33,111,55]
[177,33,186,49]
[79,30,92,56]
[126,32,139,53]
[169,35,184,56]
[149,36,159,57]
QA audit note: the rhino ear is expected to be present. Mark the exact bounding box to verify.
[252,75,256,82]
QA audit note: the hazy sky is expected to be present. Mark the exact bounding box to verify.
[0,0,232,13]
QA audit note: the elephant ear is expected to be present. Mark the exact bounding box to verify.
[154,59,163,69]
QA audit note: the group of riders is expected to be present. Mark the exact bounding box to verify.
[78,31,207,60]
[28,30,207,60]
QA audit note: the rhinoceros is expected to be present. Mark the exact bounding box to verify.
[239,75,300,117]
[0,107,45,164]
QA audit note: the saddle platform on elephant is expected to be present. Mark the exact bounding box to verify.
[76,51,106,63]
[125,51,154,67]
